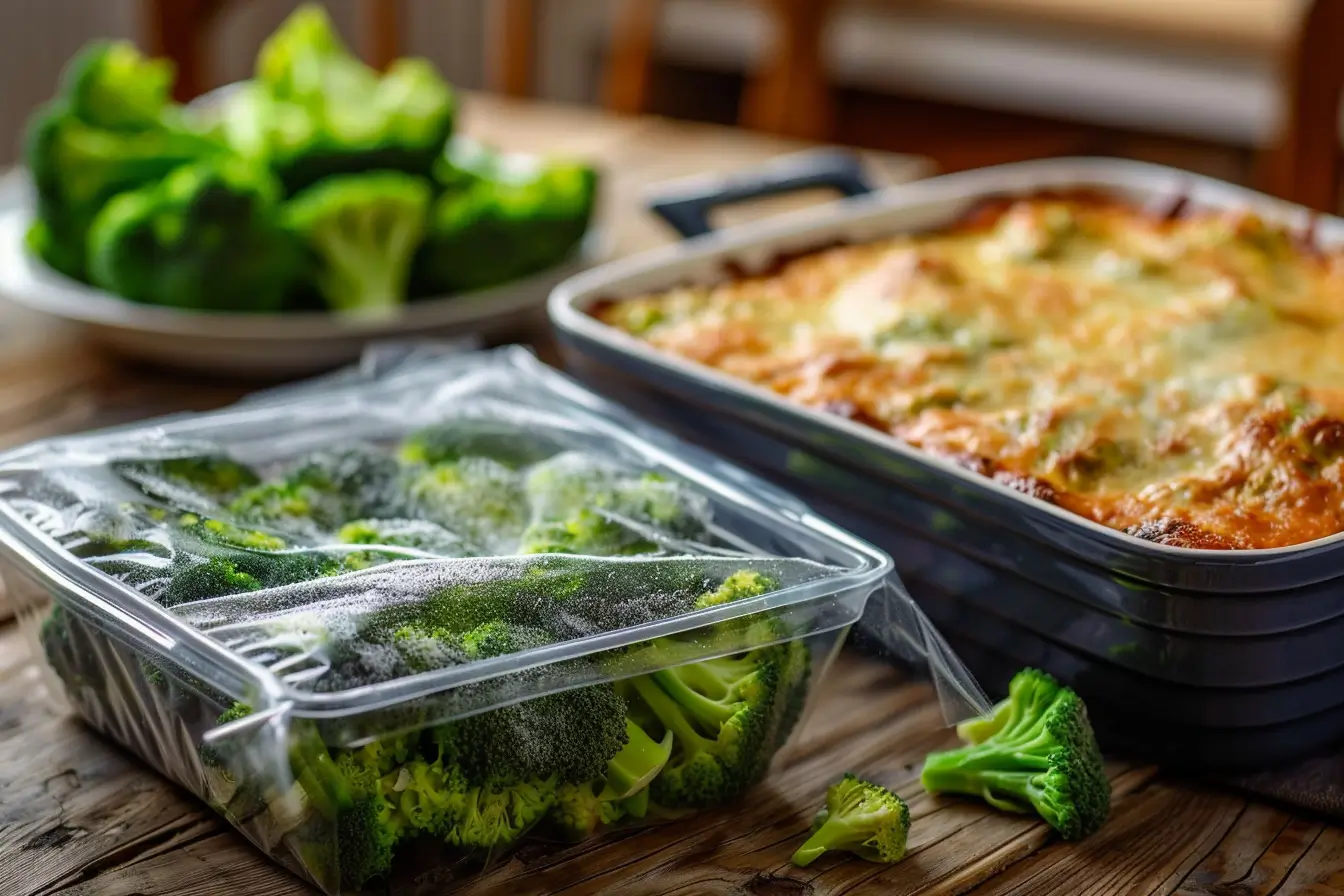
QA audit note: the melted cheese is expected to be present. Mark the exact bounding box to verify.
[597,197,1344,549]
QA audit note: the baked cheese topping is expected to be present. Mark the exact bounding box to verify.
[596,195,1344,550]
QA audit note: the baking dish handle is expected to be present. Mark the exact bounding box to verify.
[646,148,876,239]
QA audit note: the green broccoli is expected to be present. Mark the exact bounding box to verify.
[283,172,430,314]
[447,775,557,851]
[405,457,529,554]
[517,509,658,557]
[600,717,674,800]
[246,5,455,193]
[115,455,262,506]
[550,781,628,842]
[60,505,171,561]
[24,101,222,281]
[159,556,264,607]
[336,517,474,569]
[920,668,1110,841]
[58,40,175,132]
[230,448,398,534]
[86,157,307,312]
[330,750,402,890]
[381,754,467,839]
[791,773,911,867]
[695,570,778,609]
[412,139,596,296]
[177,514,287,552]
[397,424,555,469]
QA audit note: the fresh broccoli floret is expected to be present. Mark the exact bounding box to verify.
[116,455,262,506]
[412,139,596,296]
[550,781,628,842]
[24,100,222,282]
[405,457,529,555]
[160,556,264,607]
[447,775,557,851]
[331,750,401,890]
[920,668,1110,841]
[245,5,454,193]
[58,40,175,132]
[381,755,467,839]
[283,171,430,314]
[218,701,254,724]
[791,773,911,867]
[86,157,307,312]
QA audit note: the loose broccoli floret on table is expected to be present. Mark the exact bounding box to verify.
[920,668,1110,841]
[283,171,430,314]
[86,158,306,312]
[791,773,911,867]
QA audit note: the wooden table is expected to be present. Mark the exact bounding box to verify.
[0,94,1341,896]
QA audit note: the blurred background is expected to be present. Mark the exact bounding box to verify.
[3,0,1337,209]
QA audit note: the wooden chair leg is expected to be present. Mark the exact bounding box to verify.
[602,0,663,115]
[739,0,836,140]
[142,0,224,101]
[1258,0,1344,212]
[360,0,402,71]
[487,0,537,97]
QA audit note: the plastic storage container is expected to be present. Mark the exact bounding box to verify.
[0,346,979,894]
[548,154,1344,770]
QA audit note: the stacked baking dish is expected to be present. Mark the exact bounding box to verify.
[0,347,988,893]
[550,155,1344,772]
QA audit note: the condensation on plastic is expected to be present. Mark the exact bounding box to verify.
[0,345,986,894]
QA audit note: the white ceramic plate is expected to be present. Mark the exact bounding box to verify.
[0,194,605,377]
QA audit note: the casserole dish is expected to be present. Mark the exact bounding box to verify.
[550,155,1344,766]
[0,346,979,894]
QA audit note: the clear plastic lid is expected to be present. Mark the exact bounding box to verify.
[0,347,975,731]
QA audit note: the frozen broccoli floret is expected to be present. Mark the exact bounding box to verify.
[791,773,911,867]
[335,517,475,569]
[115,455,261,506]
[159,556,264,607]
[405,457,529,555]
[230,446,399,534]
[517,509,659,557]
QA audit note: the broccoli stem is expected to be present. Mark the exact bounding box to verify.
[600,718,673,800]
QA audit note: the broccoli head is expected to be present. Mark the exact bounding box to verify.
[24,101,222,281]
[249,5,455,193]
[86,157,306,312]
[405,457,529,555]
[336,517,475,569]
[58,40,175,132]
[695,570,777,610]
[447,775,557,851]
[920,668,1110,841]
[517,509,659,557]
[159,556,264,607]
[229,447,398,534]
[549,781,628,842]
[283,171,430,314]
[412,140,596,296]
[791,773,911,867]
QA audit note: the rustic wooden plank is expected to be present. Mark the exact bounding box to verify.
[1174,806,1325,896]
[963,783,1247,896]
[1265,824,1344,895]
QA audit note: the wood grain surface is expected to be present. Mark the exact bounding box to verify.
[0,94,1341,896]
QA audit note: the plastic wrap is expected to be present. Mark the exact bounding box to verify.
[0,346,984,894]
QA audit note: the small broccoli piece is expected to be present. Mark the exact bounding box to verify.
[229,449,396,534]
[178,514,287,552]
[283,171,430,314]
[256,4,349,98]
[791,773,911,867]
[447,775,558,851]
[389,621,468,674]
[58,40,175,132]
[695,570,777,610]
[116,455,261,506]
[199,701,255,768]
[86,157,307,312]
[159,556,264,607]
[60,505,171,561]
[517,508,658,557]
[523,453,711,544]
[382,755,467,839]
[397,424,554,469]
[600,717,674,800]
[920,668,1110,841]
[549,781,628,842]
[335,517,474,569]
[412,139,596,296]
[331,750,401,890]
[405,457,529,554]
